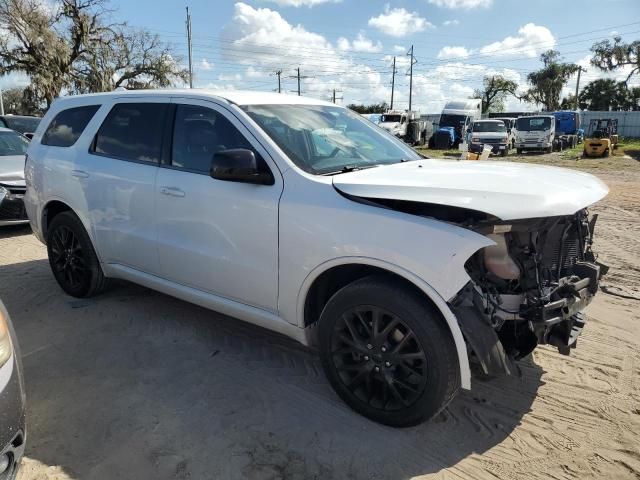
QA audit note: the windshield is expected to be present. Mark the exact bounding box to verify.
[2,116,40,134]
[439,114,466,128]
[380,114,402,123]
[0,130,29,156]
[516,117,551,131]
[472,122,506,133]
[243,104,421,175]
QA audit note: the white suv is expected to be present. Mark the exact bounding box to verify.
[24,90,609,426]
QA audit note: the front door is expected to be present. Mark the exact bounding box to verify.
[155,99,282,311]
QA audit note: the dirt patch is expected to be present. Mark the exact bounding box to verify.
[1,163,639,480]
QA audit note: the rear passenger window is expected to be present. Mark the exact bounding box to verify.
[93,103,168,164]
[41,105,100,147]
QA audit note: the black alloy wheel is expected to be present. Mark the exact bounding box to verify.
[47,211,108,298]
[50,225,88,291]
[331,306,428,412]
[318,276,460,427]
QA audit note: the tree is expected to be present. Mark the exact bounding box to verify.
[523,50,579,111]
[471,75,518,113]
[0,0,188,108]
[347,102,389,114]
[591,36,640,84]
[577,79,640,111]
[1,86,42,115]
[559,93,576,110]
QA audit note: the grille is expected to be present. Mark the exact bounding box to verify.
[0,197,27,220]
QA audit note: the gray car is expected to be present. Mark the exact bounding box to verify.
[0,301,26,479]
[0,128,29,227]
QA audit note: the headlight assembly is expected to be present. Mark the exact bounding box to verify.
[0,308,13,368]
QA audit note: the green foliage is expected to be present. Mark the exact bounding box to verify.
[523,50,579,111]
[577,79,640,111]
[591,36,640,83]
[1,86,42,115]
[0,0,189,108]
[347,102,389,114]
[471,75,518,113]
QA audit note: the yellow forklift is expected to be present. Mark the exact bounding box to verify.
[583,118,619,158]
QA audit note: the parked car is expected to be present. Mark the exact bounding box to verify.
[0,301,26,480]
[468,119,510,156]
[25,90,608,426]
[0,128,29,226]
[0,116,41,139]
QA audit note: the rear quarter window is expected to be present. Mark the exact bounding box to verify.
[41,105,100,147]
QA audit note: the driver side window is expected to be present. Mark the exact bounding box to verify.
[171,104,254,174]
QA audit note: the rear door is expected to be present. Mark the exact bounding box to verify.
[74,97,171,275]
[154,98,282,311]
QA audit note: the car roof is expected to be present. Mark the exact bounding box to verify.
[50,89,337,108]
[0,127,18,132]
[474,119,504,123]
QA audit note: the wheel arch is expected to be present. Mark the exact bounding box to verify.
[298,257,471,390]
[41,200,101,262]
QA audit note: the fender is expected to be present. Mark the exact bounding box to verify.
[297,256,472,390]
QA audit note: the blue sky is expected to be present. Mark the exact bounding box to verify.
[4,0,640,112]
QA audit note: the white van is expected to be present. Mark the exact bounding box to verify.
[25,90,608,426]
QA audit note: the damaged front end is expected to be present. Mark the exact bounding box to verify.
[451,209,608,376]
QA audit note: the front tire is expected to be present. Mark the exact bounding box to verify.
[318,276,460,427]
[47,211,108,298]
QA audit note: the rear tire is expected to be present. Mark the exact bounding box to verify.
[516,148,523,155]
[603,147,610,158]
[501,148,508,157]
[46,211,108,298]
[318,275,460,427]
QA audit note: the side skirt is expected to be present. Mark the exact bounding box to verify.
[104,263,309,346]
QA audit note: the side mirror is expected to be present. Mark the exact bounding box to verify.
[23,132,34,140]
[210,149,274,186]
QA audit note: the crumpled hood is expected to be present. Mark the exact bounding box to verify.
[333,159,609,221]
[0,155,26,187]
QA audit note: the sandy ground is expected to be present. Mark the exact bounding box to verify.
[1,154,639,480]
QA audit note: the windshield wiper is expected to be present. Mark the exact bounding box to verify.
[320,164,378,176]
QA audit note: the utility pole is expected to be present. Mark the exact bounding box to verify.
[407,45,416,112]
[275,69,282,93]
[331,89,343,104]
[0,86,4,116]
[288,68,310,96]
[574,67,586,110]
[186,7,193,89]
[390,56,397,110]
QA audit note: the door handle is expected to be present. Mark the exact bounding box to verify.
[71,170,89,179]
[160,186,186,198]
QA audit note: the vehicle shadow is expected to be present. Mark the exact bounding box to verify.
[1,258,543,480]
[0,225,32,240]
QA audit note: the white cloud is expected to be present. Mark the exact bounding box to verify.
[479,23,555,58]
[437,46,471,59]
[368,5,432,37]
[260,0,341,6]
[442,19,460,26]
[245,66,268,78]
[218,73,243,81]
[217,3,530,113]
[199,58,214,71]
[337,33,383,53]
[429,0,492,8]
